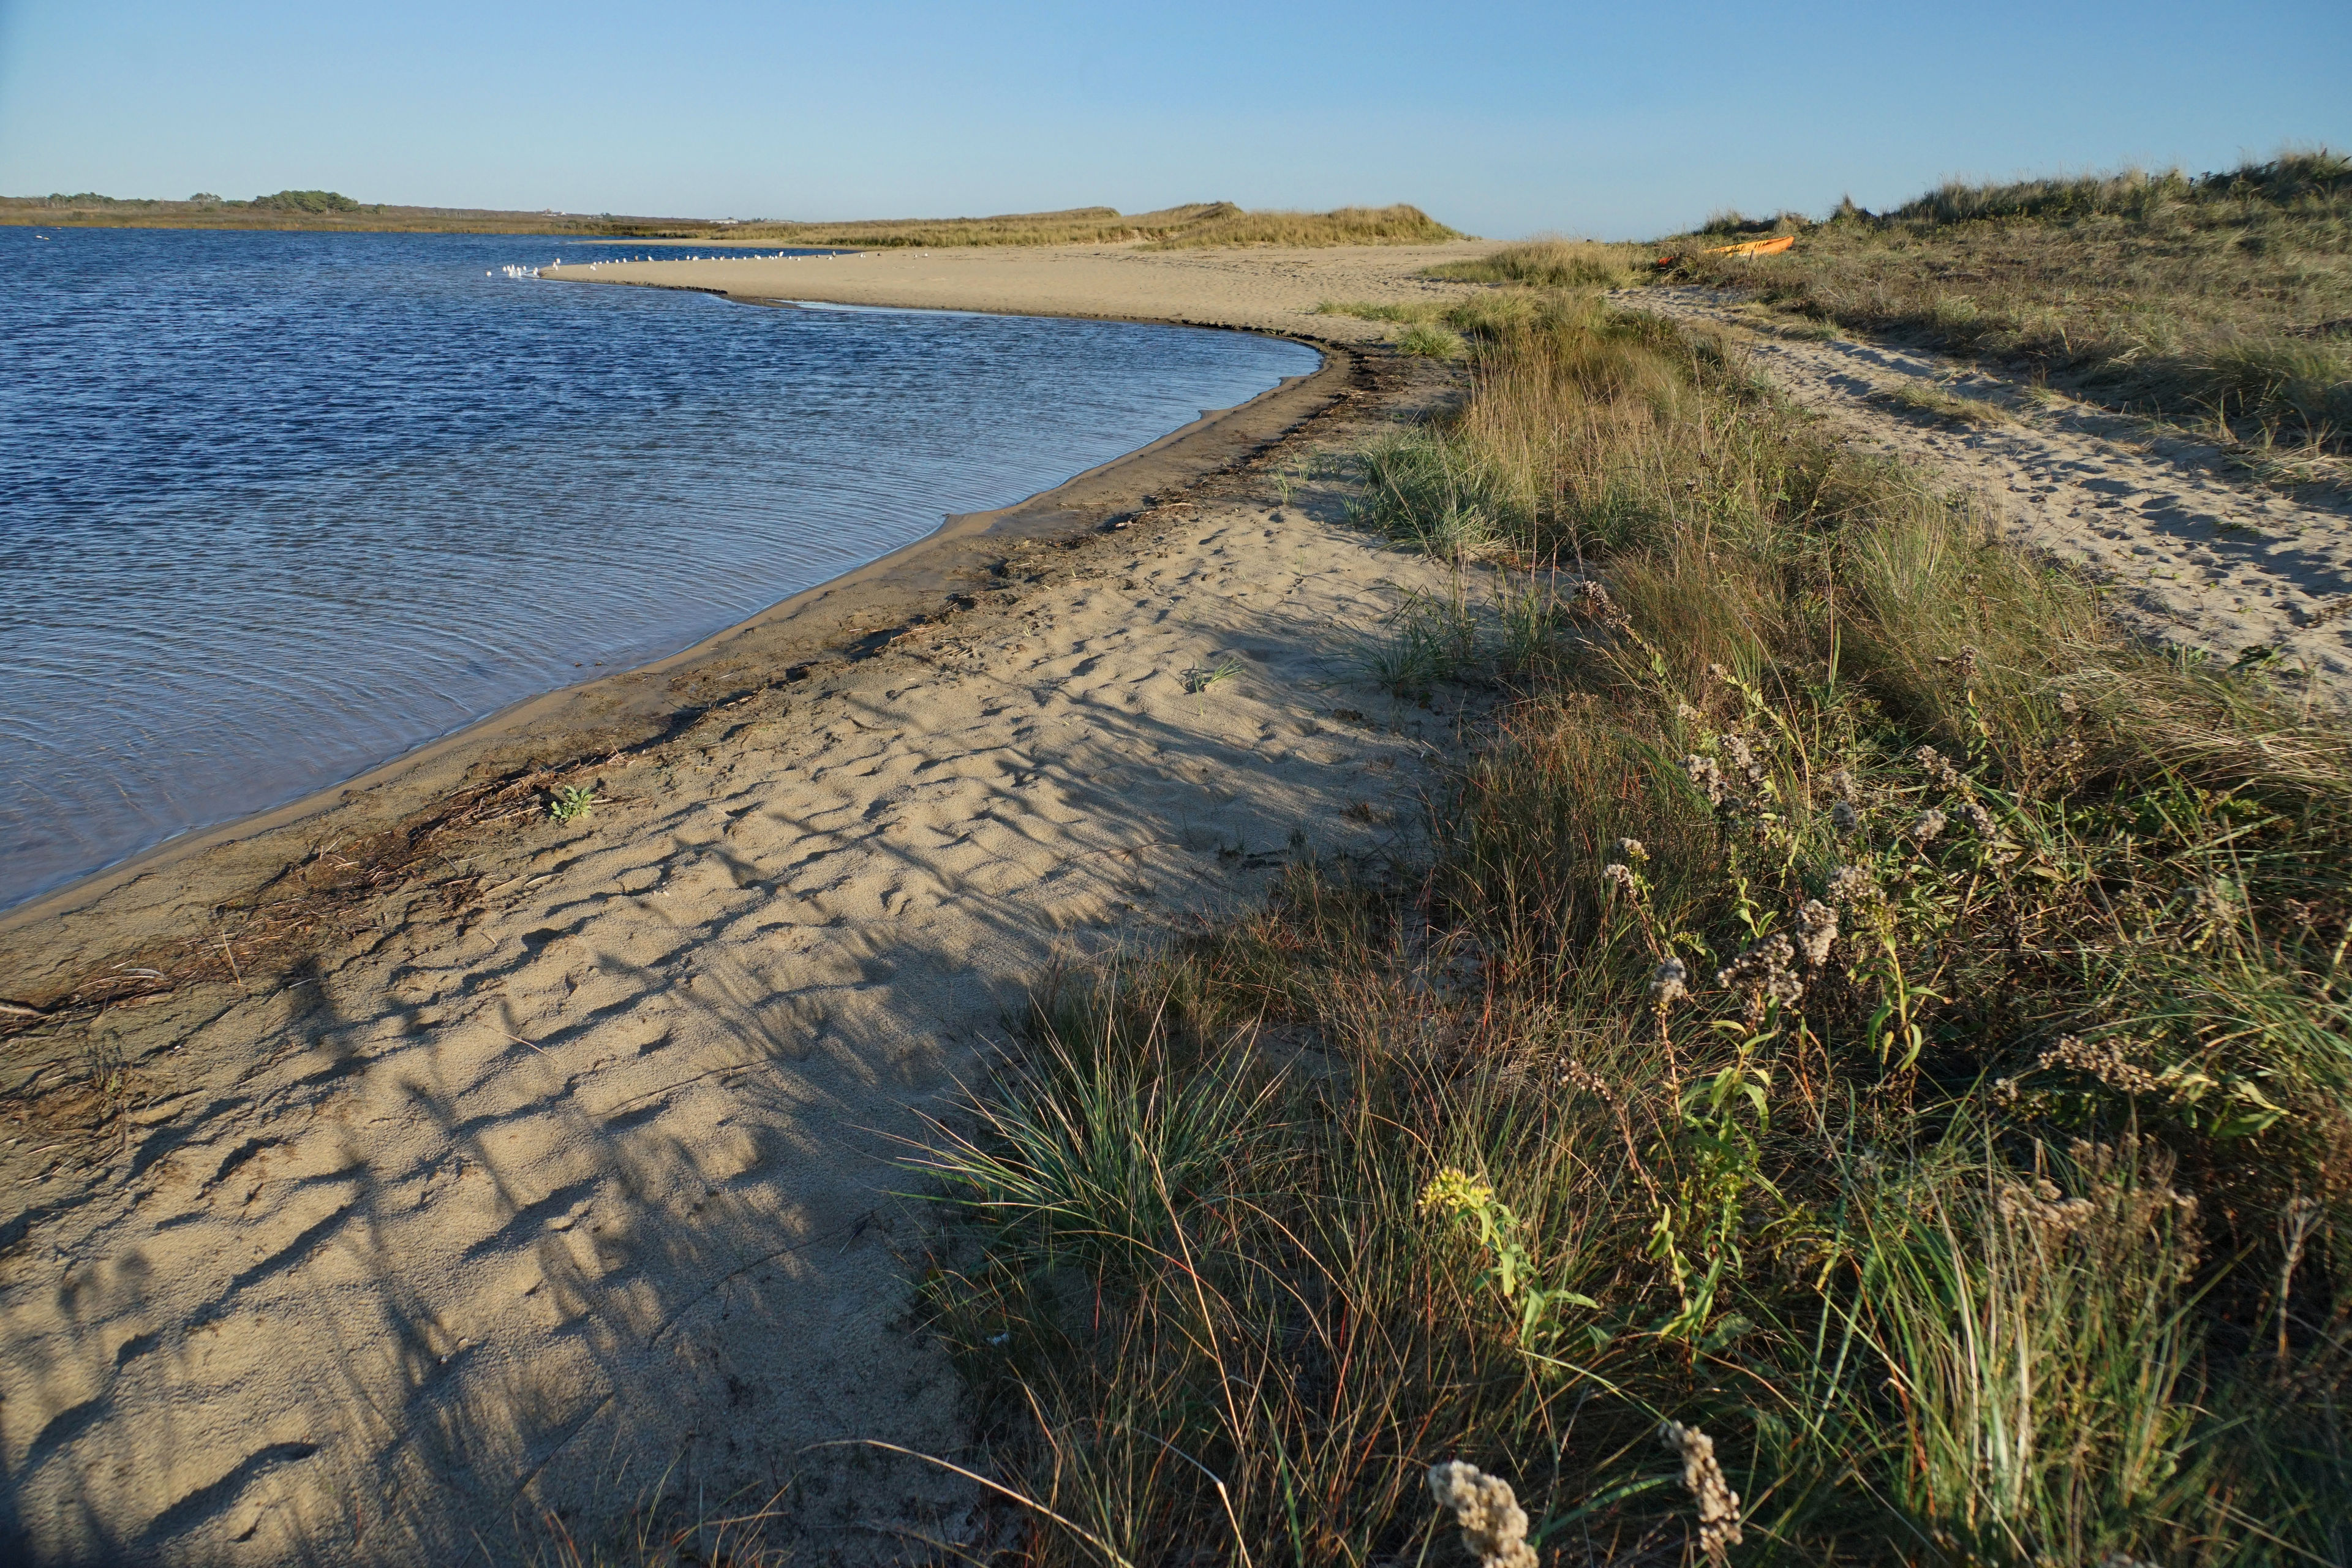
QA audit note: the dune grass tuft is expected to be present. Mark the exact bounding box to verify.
[1883,380,2018,426]
[1137,203,1464,250]
[1427,237,1651,290]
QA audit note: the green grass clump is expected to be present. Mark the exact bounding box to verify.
[1180,655,1245,695]
[1395,322,1467,358]
[1667,150,2352,448]
[918,298,2352,1566]
[1426,236,1649,289]
[1884,380,2018,425]
[1314,300,1447,324]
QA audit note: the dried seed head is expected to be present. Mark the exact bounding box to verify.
[1722,733,1768,788]
[2038,1034,2160,1096]
[1611,837,1648,864]
[1826,864,1882,905]
[1648,956,1689,1008]
[1570,579,1630,631]
[1827,767,1860,802]
[1660,1422,1743,1561]
[1828,799,1860,839]
[1958,799,2018,863]
[1427,1461,1537,1568]
[1675,700,1704,724]
[1795,899,1839,967]
[1601,862,1638,892]
[1914,745,1963,791]
[1684,754,1728,806]
[1907,807,1947,843]
[1997,1177,2095,1235]
[1716,934,1802,1006]
[1934,644,1981,685]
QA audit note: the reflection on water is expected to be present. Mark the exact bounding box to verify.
[0,228,1316,909]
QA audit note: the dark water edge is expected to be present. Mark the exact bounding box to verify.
[0,228,1317,909]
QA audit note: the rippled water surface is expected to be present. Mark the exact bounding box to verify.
[0,228,1318,909]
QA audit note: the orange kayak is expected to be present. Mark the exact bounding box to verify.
[1655,233,1796,268]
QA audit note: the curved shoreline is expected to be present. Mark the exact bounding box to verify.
[0,316,1350,950]
[0,246,1487,1568]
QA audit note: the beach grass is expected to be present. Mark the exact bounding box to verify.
[1663,150,2352,450]
[1135,203,1462,249]
[1882,380,2018,426]
[916,282,2352,1565]
[1425,236,1651,290]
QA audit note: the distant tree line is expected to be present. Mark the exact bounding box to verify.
[19,189,374,213]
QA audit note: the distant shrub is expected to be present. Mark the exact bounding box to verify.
[249,189,363,213]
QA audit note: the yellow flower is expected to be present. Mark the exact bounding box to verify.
[1419,1167,1495,1218]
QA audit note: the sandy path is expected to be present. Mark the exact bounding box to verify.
[543,241,1499,339]
[1624,287,2352,701]
[0,299,1474,1559]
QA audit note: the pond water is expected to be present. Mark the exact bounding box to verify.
[0,227,1316,910]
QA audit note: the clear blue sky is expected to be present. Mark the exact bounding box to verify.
[2,0,2345,239]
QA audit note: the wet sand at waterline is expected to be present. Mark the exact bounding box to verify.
[0,250,1486,1564]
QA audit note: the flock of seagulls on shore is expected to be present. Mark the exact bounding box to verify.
[487,251,867,279]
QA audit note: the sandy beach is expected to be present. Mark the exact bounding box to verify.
[0,244,1496,1563]
[541,239,1498,339]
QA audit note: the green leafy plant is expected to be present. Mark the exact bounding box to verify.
[548,783,597,823]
